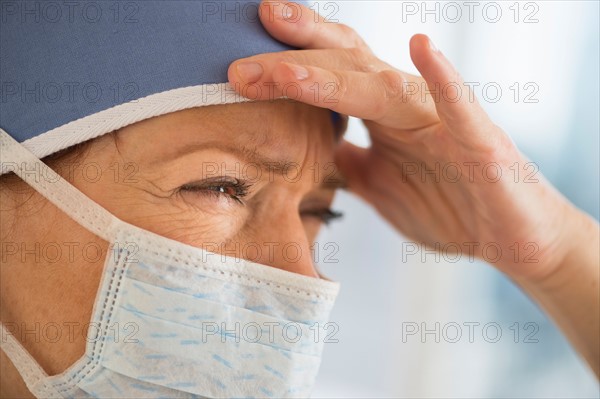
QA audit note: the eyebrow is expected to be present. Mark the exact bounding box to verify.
[164,141,347,190]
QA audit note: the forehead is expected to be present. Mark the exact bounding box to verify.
[120,100,337,164]
[197,100,333,147]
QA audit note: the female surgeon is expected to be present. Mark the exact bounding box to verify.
[0,0,598,397]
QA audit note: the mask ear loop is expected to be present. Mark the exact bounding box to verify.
[0,128,120,397]
[0,324,63,397]
[0,128,119,242]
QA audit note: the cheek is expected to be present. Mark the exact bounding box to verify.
[85,176,250,247]
[302,219,324,244]
[73,166,250,247]
[132,198,249,247]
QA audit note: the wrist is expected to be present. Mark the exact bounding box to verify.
[521,204,599,289]
[511,207,600,377]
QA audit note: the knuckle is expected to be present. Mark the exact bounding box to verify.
[371,70,406,119]
[327,70,347,109]
[337,22,353,33]
[347,46,377,73]
[337,23,364,47]
[378,69,406,102]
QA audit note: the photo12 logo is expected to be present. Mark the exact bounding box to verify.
[401,321,540,343]
[199,321,340,344]
[1,321,139,344]
[1,1,140,24]
[400,2,540,24]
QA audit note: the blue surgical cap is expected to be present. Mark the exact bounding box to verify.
[0,0,309,159]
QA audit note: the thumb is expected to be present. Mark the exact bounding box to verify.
[409,34,496,141]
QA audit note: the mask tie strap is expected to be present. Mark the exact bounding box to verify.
[0,322,62,397]
[0,128,118,242]
[1,129,119,397]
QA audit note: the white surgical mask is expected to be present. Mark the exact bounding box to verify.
[0,128,340,398]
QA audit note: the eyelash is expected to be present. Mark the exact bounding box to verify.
[180,178,250,205]
[179,178,344,224]
[303,209,344,226]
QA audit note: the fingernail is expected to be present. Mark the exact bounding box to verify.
[429,38,439,53]
[275,3,295,20]
[285,63,309,81]
[236,62,263,83]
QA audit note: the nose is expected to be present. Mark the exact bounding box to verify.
[240,208,318,278]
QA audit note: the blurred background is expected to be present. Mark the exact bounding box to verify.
[314,1,600,398]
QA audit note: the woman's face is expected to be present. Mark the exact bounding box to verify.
[0,100,344,391]
[83,99,344,276]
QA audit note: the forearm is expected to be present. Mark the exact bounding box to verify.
[512,208,600,377]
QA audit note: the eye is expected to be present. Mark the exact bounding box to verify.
[179,177,250,205]
[302,209,344,225]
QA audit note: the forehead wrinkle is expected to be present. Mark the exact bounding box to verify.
[295,109,347,190]
[234,110,311,175]
[148,101,337,180]
[160,139,295,177]
[238,141,294,175]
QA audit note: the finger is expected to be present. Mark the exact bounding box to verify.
[231,60,439,130]
[409,34,496,137]
[230,47,385,81]
[258,1,368,49]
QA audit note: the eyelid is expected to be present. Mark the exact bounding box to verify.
[182,178,229,189]
[179,176,251,205]
[178,177,343,224]
[301,208,344,225]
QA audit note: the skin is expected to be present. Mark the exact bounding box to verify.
[1,1,598,396]
[0,100,344,397]
[225,0,600,377]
